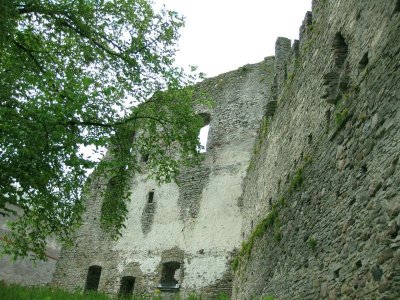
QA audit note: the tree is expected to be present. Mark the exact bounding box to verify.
[0,0,207,260]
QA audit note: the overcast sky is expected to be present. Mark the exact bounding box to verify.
[154,0,312,78]
[85,1,313,160]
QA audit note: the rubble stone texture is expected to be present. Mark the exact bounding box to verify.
[233,0,400,299]
[4,0,398,298]
[52,59,273,298]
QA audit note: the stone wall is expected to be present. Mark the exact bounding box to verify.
[51,1,400,298]
[52,60,275,297]
[0,205,60,286]
[233,0,400,299]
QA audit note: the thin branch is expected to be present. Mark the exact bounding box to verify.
[17,4,158,61]
[64,114,170,128]
[58,17,127,60]
[13,40,45,74]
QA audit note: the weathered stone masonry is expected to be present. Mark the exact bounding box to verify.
[52,0,400,298]
[233,0,400,299]
[52,59,274,297]
[0,205,60,286]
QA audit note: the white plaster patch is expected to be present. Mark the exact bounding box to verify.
[182,256,227,288]
[184,172,244,252]
[116,254,161,275]
[113,175,183,252]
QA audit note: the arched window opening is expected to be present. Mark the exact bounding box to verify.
[198,113,211,153]
[84,265,102,292]
[118,276,135,298]
[159,261,181,289]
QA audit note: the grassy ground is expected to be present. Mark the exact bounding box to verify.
[0,282,114,300]
[0,282,232,300]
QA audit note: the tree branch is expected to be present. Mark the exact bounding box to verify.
[64,114,169,128]
[13,40,45,74]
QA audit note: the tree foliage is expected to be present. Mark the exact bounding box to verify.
[0,0,208,259]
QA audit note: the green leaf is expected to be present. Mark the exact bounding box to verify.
[0,0,208,258]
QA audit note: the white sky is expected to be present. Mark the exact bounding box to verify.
[153,0,312,148]
[154,0,312,78]
[83,1,313,161]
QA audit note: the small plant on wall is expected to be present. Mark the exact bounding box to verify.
[308,237,317,251]
[290,166,304,190]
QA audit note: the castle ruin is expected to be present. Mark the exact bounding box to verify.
[2,0,399,299]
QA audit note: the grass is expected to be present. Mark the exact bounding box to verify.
[278,196,286,208]
[287,72,295,84]
[233,155,313,273]
[0,282,111,300]
[248,117,269,172]
[335,107,349,126]
[333,82,360,127]
[232,206,280,272]
[239,65,250,73]
[290,167,304,191]
[293,58,301,70]
[0,282,230,300]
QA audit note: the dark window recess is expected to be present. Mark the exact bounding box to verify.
[334,268,340,279]
[148,191,154,203]
[85,265,102,292]
[355,260,362,268]
[159,262,181,289]
[325,109,332,124]
[142,153,149,163]
[333,32,348,68]
[119,276,135,298]
[395,0,400,13]
[359,52,369,70]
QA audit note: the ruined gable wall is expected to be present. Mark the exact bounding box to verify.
[53,59,275,297]
[233,0,400,299]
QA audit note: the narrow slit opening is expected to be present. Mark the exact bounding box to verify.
[147,191,154,203]
[359,52,369,70]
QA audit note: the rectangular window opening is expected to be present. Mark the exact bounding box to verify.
[148,191,154,203]
[159,261,181,290]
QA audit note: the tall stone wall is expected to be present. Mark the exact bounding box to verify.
[50,1,400,298]
[233,0,400,299]
[53,60,275,297]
